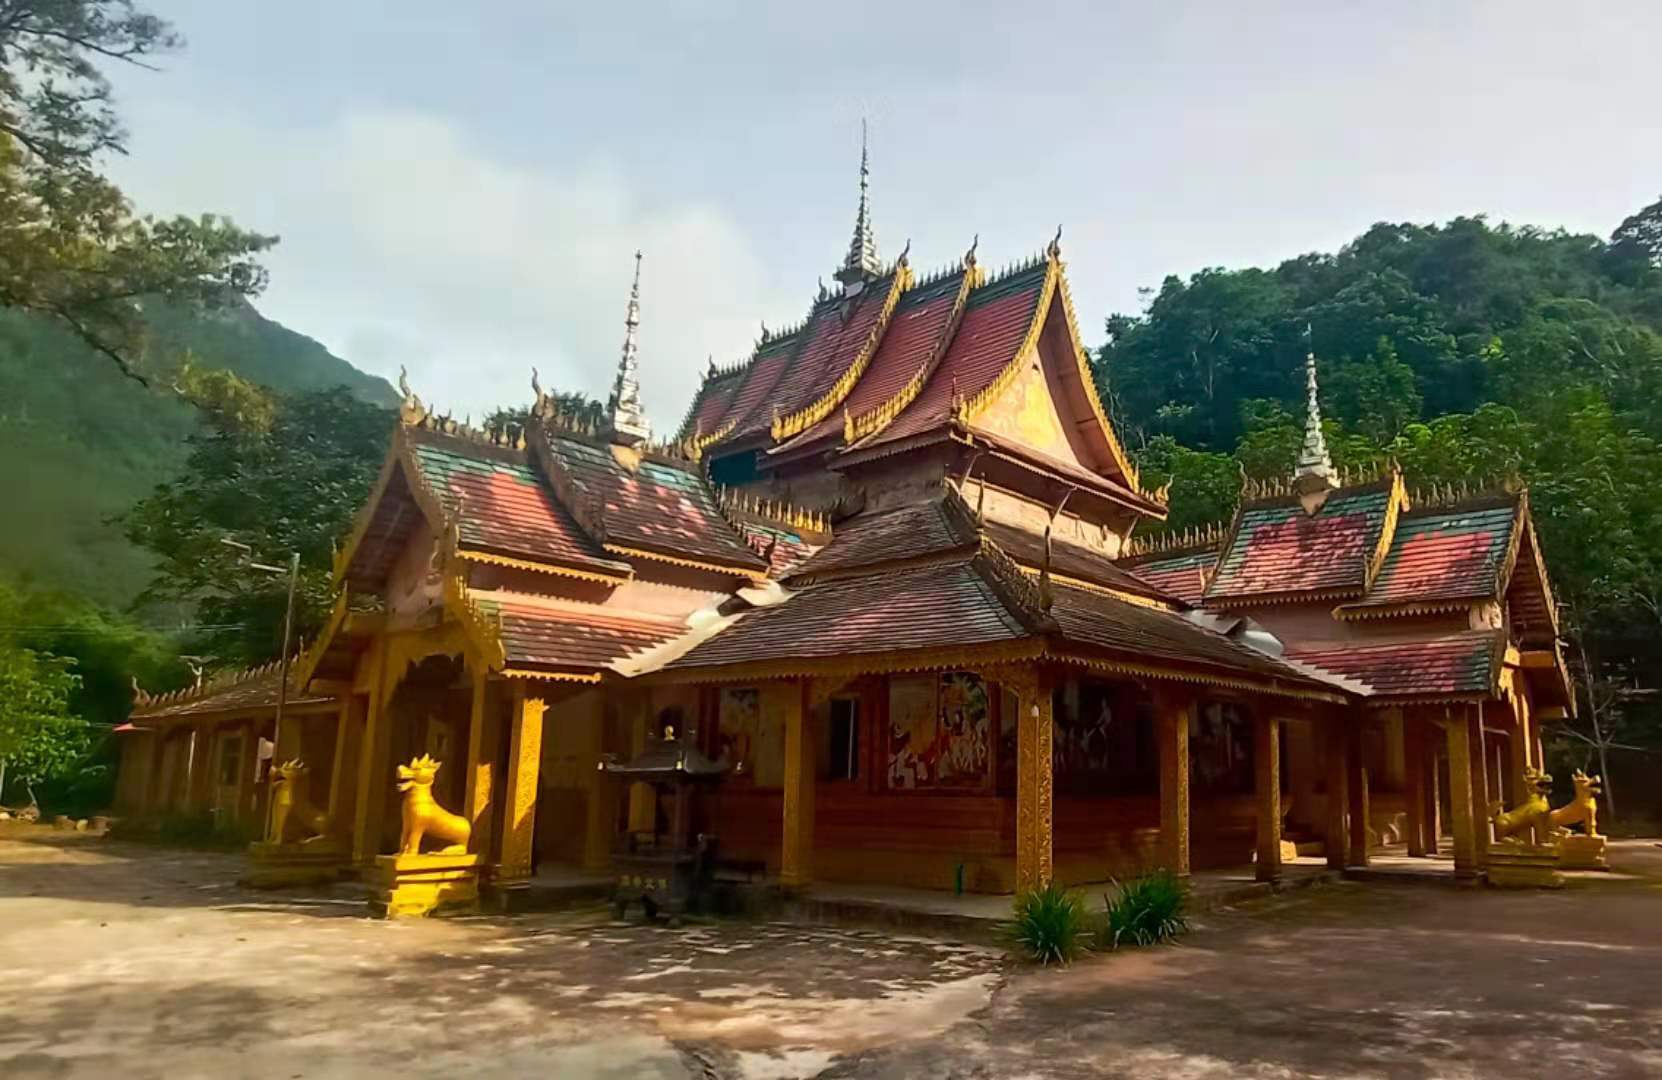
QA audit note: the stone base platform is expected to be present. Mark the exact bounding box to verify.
[240,839,349,889]
[1559,833,1609,871]
[369,852,482,917]
[1487,842,1564,888]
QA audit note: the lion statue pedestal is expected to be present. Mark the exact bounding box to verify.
[369,755,481,918]
[240,760,348,889]
[1554,771,1608,871]
[1487,767,1563,888]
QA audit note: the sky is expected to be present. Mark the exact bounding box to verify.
[106,1,1662,430]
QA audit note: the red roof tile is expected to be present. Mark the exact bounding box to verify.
[1346,501,1515,609]
[717,334,803,443]
[666,555,1031,670]
[1284,632,1501,700]
[409,434,629,578]
[979,520,1182,605]
[1122,548,1218,607]
[681,368,744,441]
[1207,484,1395,602]
[769,277,896,427]
[788,499,976,580]
[863,262,1048,447]
[487,600,685,674]
[538,434,766,572]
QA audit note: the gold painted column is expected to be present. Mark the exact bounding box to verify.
[1405,714,1428,858]
[463,665,497,860]
[1155,687,1191,882]
[1346,718,1370,868]
[1444,707,1480,879]
[1466,705,1491,870]
[1507,693,1532,815]
[1254,713,1282,882]
[779,679,815,888]
[1323,718,1349,870]
[498,683,546,885]
[350,639,393,864]
[325,696,362,837]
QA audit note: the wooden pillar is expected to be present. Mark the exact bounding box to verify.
[1015,667,1057,892]
[1405,714,1428,858]
[1444,707,1480,879]
[326,696,363,834]
[350,639,393,864]
[1466,705,1491,870]
[1254,713,1282,882]
[1346,718,1370,867]
[1422,740,1441,856]
[463,665,497,859]
[1155,687,1191,881]
[498,683,546,884]
[779,679,815,888]
[1324,718,1349,870]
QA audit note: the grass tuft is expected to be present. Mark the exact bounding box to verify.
[1102,869,1189,949]
[1008,882,1091,965]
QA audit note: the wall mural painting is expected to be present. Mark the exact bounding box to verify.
[1053,680,1116,780]
[887,672,991,790]
[1193,701,1254,795]
[718,688,784,788]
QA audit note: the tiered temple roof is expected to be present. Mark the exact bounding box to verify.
[131,661,334,722]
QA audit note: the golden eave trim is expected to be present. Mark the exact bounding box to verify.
[442,573,508,672]
[846,264,979,444]
[1207,585,1367,609]
[644,639,1047,686]
[454,546,632,584]
[292,590,350,689]
[1051,253,1148,500]
[603,542,769,582]
[1364,470,1407,588]
[500,668,606,684]
[1013,565,1172,609]
[1332,596,1479,621]
[773,266,912,442]
[957,257,1059,425]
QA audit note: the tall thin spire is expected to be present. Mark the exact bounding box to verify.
[835,119,880,288]
[1293,323,1338,510]
[608,251,650,446]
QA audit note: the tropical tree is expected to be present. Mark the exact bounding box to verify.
[0,644,84,808]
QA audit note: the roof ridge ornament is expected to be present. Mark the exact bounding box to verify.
[607,251,651,447]
[834,119,880,289]
[1292,323,1339,514]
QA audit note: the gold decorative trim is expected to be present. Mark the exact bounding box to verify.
[1207,585,1366,609]
[1051,252,1148,500]
[1123,522,1229,560]
[1019,567,1171,609]
[644,640,1048,686]
[956,257,1059,424]
[846,263,979,444]
[291,590,350,689]
[443,573,508,672]
[773,265,911,441]
[454,546,631,585]
[1332,597,1476,621]
[1364,468,1407,587]
[500,668,605,684]
[330,435,410,587]
[690,417,738,454]
[602,542,768,581]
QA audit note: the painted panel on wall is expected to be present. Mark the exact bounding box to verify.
[886,672,990,790]
[719,687,784,788]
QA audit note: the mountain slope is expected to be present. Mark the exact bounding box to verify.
[0,301,395,605]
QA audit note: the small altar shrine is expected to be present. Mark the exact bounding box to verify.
[600,725,730,925]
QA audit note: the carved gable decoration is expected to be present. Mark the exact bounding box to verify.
[972,350,1087,469]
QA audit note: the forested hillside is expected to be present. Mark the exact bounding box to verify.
[0,300,395,605]
[1095,199,1662,775]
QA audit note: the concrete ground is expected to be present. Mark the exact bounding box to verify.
[3,824,1660,1079]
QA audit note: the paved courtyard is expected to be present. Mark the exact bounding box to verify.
[3,824,1660,1078]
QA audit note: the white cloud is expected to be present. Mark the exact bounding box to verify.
[109,104,800,429]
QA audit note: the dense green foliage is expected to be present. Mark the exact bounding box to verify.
[1102,871,1188,949]
[0,2,273,385]
[124,385,396,667]
[1008,882,1091,965]
[1096,207,1662,784]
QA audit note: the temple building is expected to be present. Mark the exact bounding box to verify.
[122,149,1573,899]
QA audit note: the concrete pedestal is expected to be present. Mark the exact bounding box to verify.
[1486,842,1563,889]
[241,839,348,889]
[1558,833,1609,871]
[369,852,482,917]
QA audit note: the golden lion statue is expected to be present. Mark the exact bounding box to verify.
[269,760,332,844]
[396,754,471,855]
[1549,769,1602,837]
[1491,766,1553,844]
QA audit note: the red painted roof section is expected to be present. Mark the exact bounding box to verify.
[408,434,628,578]
[979,520,1182,605]
[769,277,895,427]
[539,434,766,571]
[864,262,1048,447]
[681,369,744,441]
[1207,484,1394,602]
[488,600,684,674]
[1285,632,1501,700]
[666,556,1030,670]
[1349,502,1515,608]
[1122,548,1218,607]
[777,271,966,453]
[788,499,975,579]
[718,334,803,442]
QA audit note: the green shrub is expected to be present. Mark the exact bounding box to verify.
[1008,882,1091,965]
[1102,869,1188,949]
